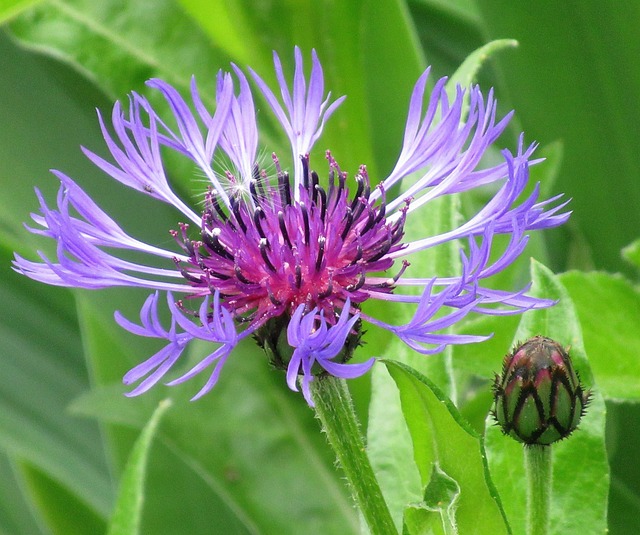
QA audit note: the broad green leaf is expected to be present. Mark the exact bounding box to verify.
[8,0,227,101]
[0,246,113,520]
[367,364,423,530]
[19,462,107,535]
[622,238,640,269]
[475,2,640,274]
[107,399,171,535]
[559,271,640,401]
[484,261,609,534]
[367,183,459,532]
[384,359,510,535]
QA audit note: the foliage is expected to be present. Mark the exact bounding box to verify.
[0,1,638,533]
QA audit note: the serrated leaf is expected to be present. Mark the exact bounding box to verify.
[384,359,510,535]
[484,260,609,534]
[107,399,171,535]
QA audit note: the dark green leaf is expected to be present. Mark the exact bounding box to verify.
[475,2,640,274]
[0,246,112,520]
[20,462,107,535]
[0,454,45,535]
[8,0,227,101]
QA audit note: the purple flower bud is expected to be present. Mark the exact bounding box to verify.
[492,336,591,445]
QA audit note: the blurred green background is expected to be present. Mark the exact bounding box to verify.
[0,1,639,533]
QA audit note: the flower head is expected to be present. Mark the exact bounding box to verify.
[14,48,570,404]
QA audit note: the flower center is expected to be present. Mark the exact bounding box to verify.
[172,153,409,325]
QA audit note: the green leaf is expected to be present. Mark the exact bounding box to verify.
[447,38,518,93]
[0,247,113,521]
[559,271,640,401]
[484,261,609,534]
[403,463,461,535]
[622,238,640,269]
[384,359,510,535]
[475,3,640,274]
[607,402,640,534]
[72,293,359,535]
[19,462,107,535]
[107,399,172,535]
[0,0,42,23]
[0,454,45,535]
[8,0,227,101]
[367,36,520,528]
[367,192,460,529]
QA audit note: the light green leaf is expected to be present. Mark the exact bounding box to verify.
[107,399,172,535]
[622,238,640,269]
[559,271,640,401]
[447,38,518,93]
[0,0,42,23]
[484,261,609,534]
[368,34,517,527]
[384,359,510,535]
[403,463,461,535]
[7,0,227,102]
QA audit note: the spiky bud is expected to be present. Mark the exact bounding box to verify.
[492,336,591,445]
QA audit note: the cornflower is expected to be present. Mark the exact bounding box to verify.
[14,48,569,404]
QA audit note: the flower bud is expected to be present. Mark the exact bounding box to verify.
[492,336,590,445]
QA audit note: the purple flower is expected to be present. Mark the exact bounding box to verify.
[14,48,570,405]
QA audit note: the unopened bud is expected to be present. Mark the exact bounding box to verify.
[492,336,590,445]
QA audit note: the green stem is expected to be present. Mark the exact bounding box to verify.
[311,375,398,535]
[524,445,552,535]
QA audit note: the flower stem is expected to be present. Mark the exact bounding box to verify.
[311,375,398,535]
[524,444,552,535]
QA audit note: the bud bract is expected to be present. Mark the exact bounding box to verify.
[492,336,590,445]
